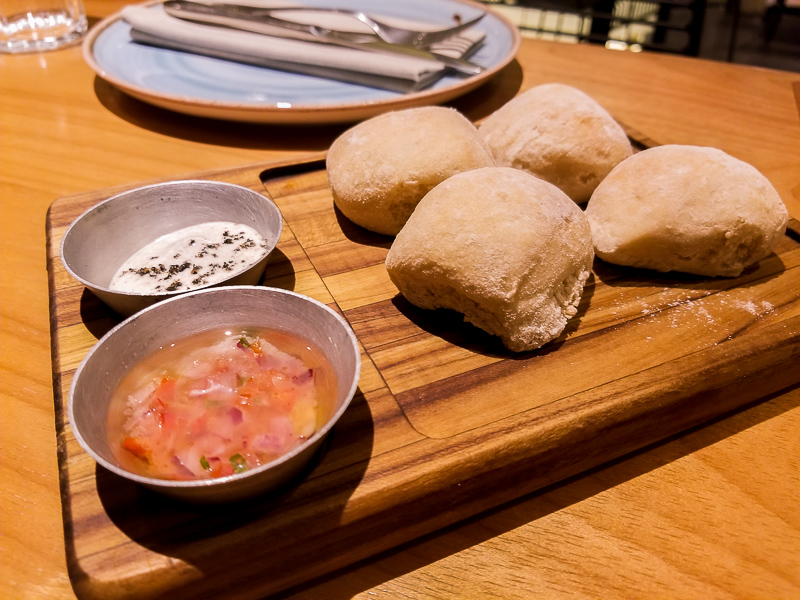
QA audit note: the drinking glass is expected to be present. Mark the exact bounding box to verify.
[1,0,87,53]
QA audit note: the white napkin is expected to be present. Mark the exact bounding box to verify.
[121,3,486,92]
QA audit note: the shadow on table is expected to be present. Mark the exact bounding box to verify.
[89,57,523,149]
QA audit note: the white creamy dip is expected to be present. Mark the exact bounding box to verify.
[109,221,269,294]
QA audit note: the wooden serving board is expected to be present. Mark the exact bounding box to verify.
[47,145,800,600]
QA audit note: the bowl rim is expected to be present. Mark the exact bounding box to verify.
[67,285,362,490]
[59,179,283,299]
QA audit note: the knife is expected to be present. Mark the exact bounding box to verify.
[161,1,485,75]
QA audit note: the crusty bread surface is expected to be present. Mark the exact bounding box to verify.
[585,144,789,277]
[326,106,495,236]
[478,83,633,204]
[385,167,594,352]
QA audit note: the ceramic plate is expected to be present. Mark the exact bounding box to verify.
[83,0,520,124]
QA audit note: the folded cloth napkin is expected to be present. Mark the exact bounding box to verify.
[121,3,486,93]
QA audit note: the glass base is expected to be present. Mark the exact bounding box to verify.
[0,10,87,54]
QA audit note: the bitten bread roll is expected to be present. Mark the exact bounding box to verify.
[385,167,594,352]
[585,145,789,277]
[478,83,633,203]
[327,106,495,236]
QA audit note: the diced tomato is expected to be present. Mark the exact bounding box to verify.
[154,377,176,403]
[160,408,179,431]
[146,397,166,428]
[272,389,296,412]
[122,437,151,462]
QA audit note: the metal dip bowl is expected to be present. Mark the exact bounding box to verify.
[60,180,283,317]
[68,286,361,503]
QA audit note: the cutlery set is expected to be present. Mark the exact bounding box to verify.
[160,0,487,75]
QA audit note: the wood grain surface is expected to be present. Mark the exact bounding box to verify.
[3,1,800,597]
[45,148,800,598]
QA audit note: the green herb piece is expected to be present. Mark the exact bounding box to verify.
[238,337,251,348]
[230,453,248,473]
[200,455,211,471]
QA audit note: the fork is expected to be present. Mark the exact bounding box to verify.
[345,10,485,47]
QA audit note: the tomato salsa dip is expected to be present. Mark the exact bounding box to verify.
[106,327,336,481]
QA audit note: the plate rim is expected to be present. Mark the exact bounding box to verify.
[82,0,521,124]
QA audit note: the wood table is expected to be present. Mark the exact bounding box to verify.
[2,2,799,597]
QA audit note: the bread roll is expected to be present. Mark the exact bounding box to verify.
[478,83,633,203]
[326,106,495,236]
[585,145,789,277]
[385,167,594,352]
